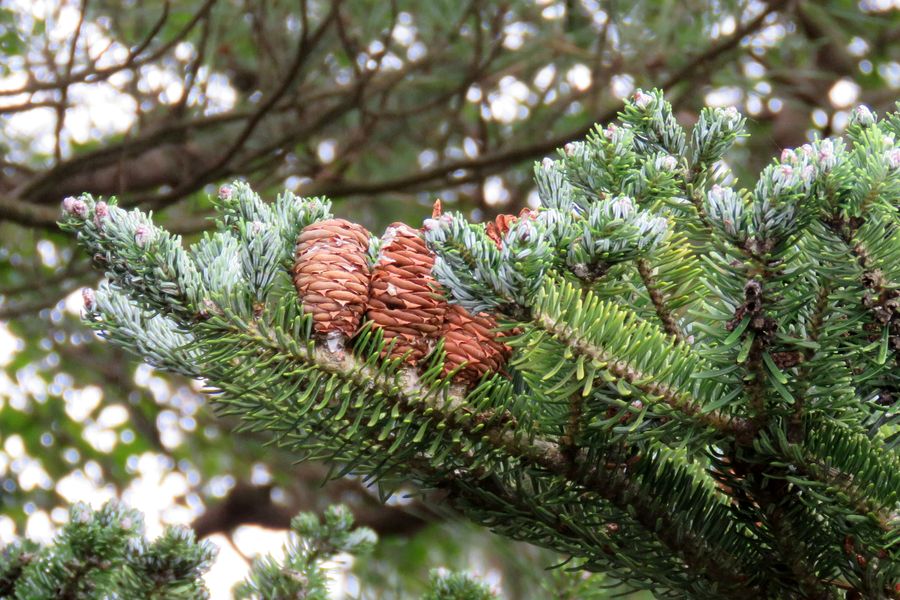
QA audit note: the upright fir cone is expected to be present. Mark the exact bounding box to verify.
[441,304,511,387]
[293,219,371,342]
[366,223,446,364]
[426,199,511,385]
[485,208,537,247]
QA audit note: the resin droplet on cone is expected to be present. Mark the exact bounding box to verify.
[367,223,446,364]
[293,219,371,339]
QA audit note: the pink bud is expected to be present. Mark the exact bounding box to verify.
[888,148,900,170]
[218,185,233,201]
[541,157,554,169]
[63,196,88,219]
[75,508,91,524]
[633,90,652,109]
[658,155,677,171]
[72,200,87,218]
[82,288,95,310]
[134,224,152,247]
[853,105,875,126]
[818,140,834,161]
[564,143,576,156]
[604,123,618,139]
[611,196,635,217]
[93,202,109,227]
[780,149,794,163]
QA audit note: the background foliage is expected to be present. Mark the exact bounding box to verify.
[1,0,899,596]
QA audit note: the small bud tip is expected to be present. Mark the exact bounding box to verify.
[888,148,900,170]
[134,224,152,247]
[632,90,652,109]
[63,196,88,219]
[82,288,95,310]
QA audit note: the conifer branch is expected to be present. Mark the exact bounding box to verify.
[56,93,900,598]
[530,280,752,438]
[635,257,685,342]
[789,281,831,441]
[746,477,839,600]
[218,312,765,596]
[234,312,555,467]
[536,311,744,434]
[561,391,584,475]
[432,431,763,597]
[574,458,762,596]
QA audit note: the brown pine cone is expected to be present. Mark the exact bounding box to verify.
[485,208,537,247]
[441,304,511,387]
[293,219,371,340]
[367,223,447,364]
[427,200,512,384]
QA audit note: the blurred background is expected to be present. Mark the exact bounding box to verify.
[0,0,898,597]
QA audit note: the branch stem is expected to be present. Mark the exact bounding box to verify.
[636,257,684,342]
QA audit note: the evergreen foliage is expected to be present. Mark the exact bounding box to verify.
[421,570,497,600]
[0,501,494,600]
[233,504,375,600]
[58,89,900,598]
[0,501,215,599]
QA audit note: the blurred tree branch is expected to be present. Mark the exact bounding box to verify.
[0,0,789,231]
[191,475,441,541]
